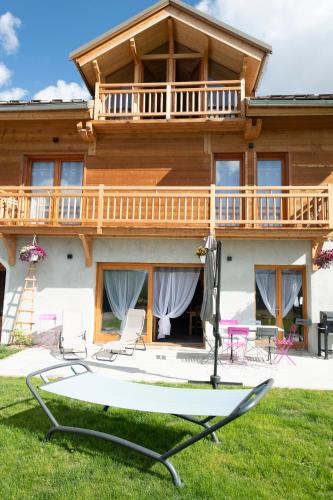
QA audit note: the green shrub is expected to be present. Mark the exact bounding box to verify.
[11,330,32,346]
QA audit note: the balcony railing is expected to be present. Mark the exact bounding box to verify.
[94,80,245,121]
[0,185,331,234]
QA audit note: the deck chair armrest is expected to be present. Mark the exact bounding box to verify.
[26,361,91,386]
[228,378,274,421]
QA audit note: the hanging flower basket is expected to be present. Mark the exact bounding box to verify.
[196,245,208,263]
[315,249,333,269]
[19,244,47,263]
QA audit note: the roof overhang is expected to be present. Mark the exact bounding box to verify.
[248,97,333,116]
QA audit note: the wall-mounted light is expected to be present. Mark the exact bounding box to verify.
[227,256,232,262]
[67,253,73,260]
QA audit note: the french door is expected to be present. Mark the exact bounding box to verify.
[29,159,83,222]
[256,156,287,223]
[255,265,307,348]
[215,156,243,224]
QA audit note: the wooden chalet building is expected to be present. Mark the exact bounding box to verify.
[0,0,333,353]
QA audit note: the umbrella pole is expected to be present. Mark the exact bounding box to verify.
[210,240,222,389]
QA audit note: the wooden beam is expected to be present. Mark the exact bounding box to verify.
[0,234,16,266]
[77,121,96,155]
[200,36,209,81]
[129,37,139,63]
[141,52,203,61]
[240,56,248,80]
[312,240,324,271]
[244,118,262,141]
[92,59,104,83]
[168,17,174,55]
[79,234,93,267]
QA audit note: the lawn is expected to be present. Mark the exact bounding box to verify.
[0,377,332,500]
[0,346,21,360]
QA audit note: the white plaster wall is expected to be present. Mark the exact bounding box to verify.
[0,237,201,344]
[0,236,332,353]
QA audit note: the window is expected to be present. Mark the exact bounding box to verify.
[255,266,307,346]
[28,158,84,222]
[215,156,243,224]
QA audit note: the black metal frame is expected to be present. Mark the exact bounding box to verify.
[26,361,273,487]
[317,324,333,359]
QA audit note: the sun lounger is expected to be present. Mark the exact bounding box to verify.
[95,308,146,361]
[26,361,273,487]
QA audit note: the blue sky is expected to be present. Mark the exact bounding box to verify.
[0,0,332,100]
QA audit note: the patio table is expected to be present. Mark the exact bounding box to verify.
[219,324,283,362]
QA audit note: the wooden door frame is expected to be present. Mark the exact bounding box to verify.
[94,262,203,345]
[254,264,308,349]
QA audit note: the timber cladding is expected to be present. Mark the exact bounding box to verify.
[85,134,211,186]
[0,115,333,188]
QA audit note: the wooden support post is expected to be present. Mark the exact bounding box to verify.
[79,234,93,267]
[312,240,324,271]
[166,84,171,120]
[94,82,100,121]
[92,59,104,83]
[97,184,104,235]
[1,234,16,266]
[210,184,216,236]
[328,184,333,229]
[240,78,246,117]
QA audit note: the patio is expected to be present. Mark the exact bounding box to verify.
[0,344,332,390]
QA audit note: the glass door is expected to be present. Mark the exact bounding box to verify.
[30,161,55,221]
[59,161,83,221]
[215,158,242,225]
[257,158,284,224]
[255,266,307,347]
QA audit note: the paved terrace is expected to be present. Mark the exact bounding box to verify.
[0,345,332,390]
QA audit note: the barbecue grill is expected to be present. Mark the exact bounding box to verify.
[317,311,333,359]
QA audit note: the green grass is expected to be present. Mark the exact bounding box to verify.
[0,346,21,360]
[0,378,332,500]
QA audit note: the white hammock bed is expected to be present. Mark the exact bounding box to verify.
[26,362,273,487]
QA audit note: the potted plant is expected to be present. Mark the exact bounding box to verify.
[11,329,33,346]
[196,245,208,263]
[19,243,47,263]
[315,249,333,269]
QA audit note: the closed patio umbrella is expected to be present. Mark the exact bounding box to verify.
[200,235,222,388]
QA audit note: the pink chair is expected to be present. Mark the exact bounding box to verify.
[274,323,296,365]
[219,319,239,356]
[225,327,249,363]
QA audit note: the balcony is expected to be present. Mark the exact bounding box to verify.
[0,185,331,240]
[93,80,245,127]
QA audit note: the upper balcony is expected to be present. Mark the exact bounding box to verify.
[93,80,245,126]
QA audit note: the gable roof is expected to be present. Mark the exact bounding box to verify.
[70,0,271,60]
[70,0,271,95]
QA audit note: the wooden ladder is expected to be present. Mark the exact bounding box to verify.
[13,262,37,334]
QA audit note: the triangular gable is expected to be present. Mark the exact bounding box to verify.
[70,0,271,95]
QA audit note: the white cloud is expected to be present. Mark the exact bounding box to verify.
[0,61,11,86]
[195,0,333,95]
[33,80,90,101]
[0,87,27,100]
[0,12,21,54]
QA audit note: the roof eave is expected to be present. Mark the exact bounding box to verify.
[69,0,272,62]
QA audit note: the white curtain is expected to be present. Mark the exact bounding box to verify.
[282,271,302,317]
[256,270,276,318]
[153,267,200,339]
[104,270,147,329]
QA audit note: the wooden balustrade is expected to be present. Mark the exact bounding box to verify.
[0,185,330,234]
[95,81,243,121]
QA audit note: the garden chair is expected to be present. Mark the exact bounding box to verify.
[201,319,238,364]
[95,308,146,362]
[59,310,87,359]
[255,326,278,363]
[274,323,296,365]
[225,326,249,363]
